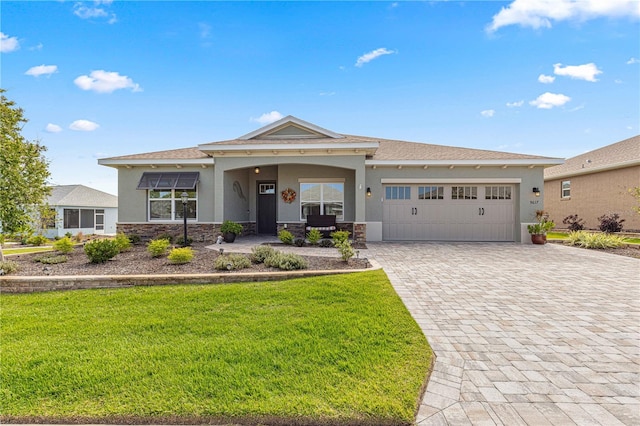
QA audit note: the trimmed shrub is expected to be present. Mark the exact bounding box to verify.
[84,239,119,264]
[53,236,74,254]
[566,231,625,249]
[250,245,276,264]
[335,239,355,262]
[331,230,351,245]
[175,235,193,246]
[562,214,585,232]
[147,238,171,258]
[27,235,49,246]
[64,232,73,239]
[278,229,294,245]
[114,233,132,252]
[168,247,194,264]
[157,233,174,244]
[214,253,251,271]
[0,260,19,275]
[598,213,625,233]
[294,238,306,247]
[264,252,308,270]
[318,239,334,248]
[35,254,68,264]
[128,234,142,245]
[306,228,322,245]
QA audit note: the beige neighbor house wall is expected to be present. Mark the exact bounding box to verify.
[544,165,640,232]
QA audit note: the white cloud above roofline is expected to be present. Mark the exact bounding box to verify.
[486,0,640,33]
[553,62,602,82]
[0,32,19,53]
[355,48,396,67]
[25,64,58,77]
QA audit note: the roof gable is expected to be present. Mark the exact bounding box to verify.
[237,115,344,140]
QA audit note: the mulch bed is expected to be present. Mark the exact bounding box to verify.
[7,243,371,277]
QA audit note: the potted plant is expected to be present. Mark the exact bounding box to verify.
[527,211,555,245]
[220,220,243,243]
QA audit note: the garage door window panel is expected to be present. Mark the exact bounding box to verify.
[419,186,444,200]
[452,186,477,200]
[385,186,411,200]
[485,186,512,200]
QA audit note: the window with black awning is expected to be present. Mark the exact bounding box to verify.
[136,172,199,190]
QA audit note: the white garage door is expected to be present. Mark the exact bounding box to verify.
[382,184,515,241]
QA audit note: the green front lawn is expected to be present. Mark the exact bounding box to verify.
[2,246,53,255]
[546,231,640,245]
[1,270,432,425]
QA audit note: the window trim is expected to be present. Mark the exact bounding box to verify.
[148,189,198,222]
[561,180,571,198]
[299,181,344,221]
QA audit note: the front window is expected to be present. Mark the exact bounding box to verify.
[64,209,79,228]
[300,182,344,221]
[149,189,197,221]
[561,180,571,198]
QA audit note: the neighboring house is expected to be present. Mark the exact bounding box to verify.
[44,185,118,239]
[98,115,562,243]
[544,135,640,232]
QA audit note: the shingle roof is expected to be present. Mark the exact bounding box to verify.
[115,135,553,161]
[48,185,118,208]
[101,147,209,161]
[544,135,640,180]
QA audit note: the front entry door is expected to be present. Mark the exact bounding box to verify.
[257,182,277,235]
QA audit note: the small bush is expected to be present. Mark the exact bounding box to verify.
[0,260,19,275]
[278,229,294,245]
[175,235,193,246]
[306,228,322,245]
[27,235,49,246]
[35,254,68,264]
[294,238,306,247]
[74,232,84,243]
[156,233,174,244]
[598,213,625,233]
[115,233,132,252]
[128,234,141,245]
[84,239,119,264]
[331,230,351,245]
[53,236,74,254]
[264,252,308,270]
[318,239,334,248]
[64,232,73,239]
[562,214,585,232]
[214,253,251,271]
[250,245,276,264]
[168,247,194,264]
[566,231,625,249]
[147,238,171,258]
[335,239,355,262]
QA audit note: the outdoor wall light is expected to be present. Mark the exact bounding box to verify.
[366,187,372,197]
[532,187,541,197]
[254,167,260,174]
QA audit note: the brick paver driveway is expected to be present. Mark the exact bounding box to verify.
[366,242,640,425]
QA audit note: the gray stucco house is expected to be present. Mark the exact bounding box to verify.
[45,185,118,239]
[98,116,562,243]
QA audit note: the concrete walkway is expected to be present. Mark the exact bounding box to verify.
[365,242,640,425]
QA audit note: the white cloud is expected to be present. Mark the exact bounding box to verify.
[29,43,43,51]
[250,111,284,125]
[538,74,555,83]
[74,70,142,93]
[530,92,571,109]
[25,64,58,77]
[614,79,623,84]
[355,48,396,67]
[506,100,524,107]
[553,62,602,82]
[1,32,19,53]
[319,91,336,96]
[69,120,100,131]
[627,57,640,64]
[487,0,640,33]
[73,1,117,24]
[481,109,495,118]
[45,123,63,133]
[199,23,212,39]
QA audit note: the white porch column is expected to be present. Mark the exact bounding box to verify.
[355,163,366,223]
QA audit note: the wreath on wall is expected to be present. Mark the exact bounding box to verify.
[281,188,297,203]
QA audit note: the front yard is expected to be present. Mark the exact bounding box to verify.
[0,270,432,425]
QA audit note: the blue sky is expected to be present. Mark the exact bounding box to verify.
[2,0,639,195]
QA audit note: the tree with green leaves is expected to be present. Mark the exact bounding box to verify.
[0,89,51,260]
